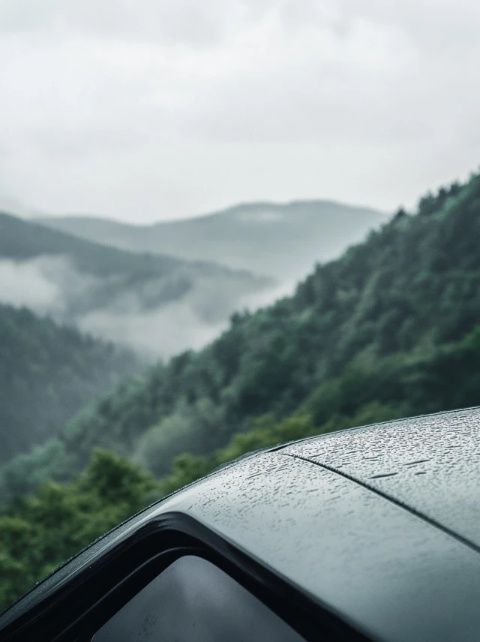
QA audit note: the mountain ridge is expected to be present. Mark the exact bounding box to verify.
[40,197,383,226]
[38,199,384,280]
[0,210,261,276]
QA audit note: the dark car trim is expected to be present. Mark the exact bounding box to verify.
[0,512,370,642]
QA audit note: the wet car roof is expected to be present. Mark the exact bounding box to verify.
[3,407,480,641]
[281,406,480,552]
[165,410,480,642]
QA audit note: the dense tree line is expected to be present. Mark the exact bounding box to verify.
[0,172,479,609]
[0,304,140,462]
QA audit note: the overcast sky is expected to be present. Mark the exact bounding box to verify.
[0,0,479,222]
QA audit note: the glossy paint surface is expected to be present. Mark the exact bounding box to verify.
[167,446,480,642]
[282,407,480,549]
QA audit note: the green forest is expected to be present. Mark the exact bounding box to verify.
[0,304,139,463]
[0,172,479,610]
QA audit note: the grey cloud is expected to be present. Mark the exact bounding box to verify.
[0,256,101,316]
[0,0,245,46]
[78,304,226,359]
[0,1,478,219]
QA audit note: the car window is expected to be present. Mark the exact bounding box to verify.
[91,555,305,641]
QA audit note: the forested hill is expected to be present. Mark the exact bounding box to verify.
[1,174,479,502]
[0,304,140,463]
[0,210,183,275]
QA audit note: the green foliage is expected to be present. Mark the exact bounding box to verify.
[0,304,139,463]
[0,450,158,609]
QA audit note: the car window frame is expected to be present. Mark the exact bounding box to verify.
[0,512,370,642]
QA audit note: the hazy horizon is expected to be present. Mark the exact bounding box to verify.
[32,196,386,226]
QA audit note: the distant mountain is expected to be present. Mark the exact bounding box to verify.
[0,212,270,357]
[0,303,139,463]
[38,200,384,280]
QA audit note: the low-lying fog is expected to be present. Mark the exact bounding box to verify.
[0,256,289,359]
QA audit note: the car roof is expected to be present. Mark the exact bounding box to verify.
[3,407,480,641]
[165,407,480,641]
[281,405,480,551]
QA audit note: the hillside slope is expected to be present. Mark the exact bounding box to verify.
[1,175,479,501]
[38,200,383,280]
[1,175,480,609]
[0,304,139,463]
[0,212,270,357]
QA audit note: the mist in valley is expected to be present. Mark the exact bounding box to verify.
[0,253,280,359]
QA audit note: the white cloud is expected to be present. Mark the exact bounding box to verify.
[0,254,279,359]
[0,258,62,311]
[78,303,226,359]
[0,1,479,220]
